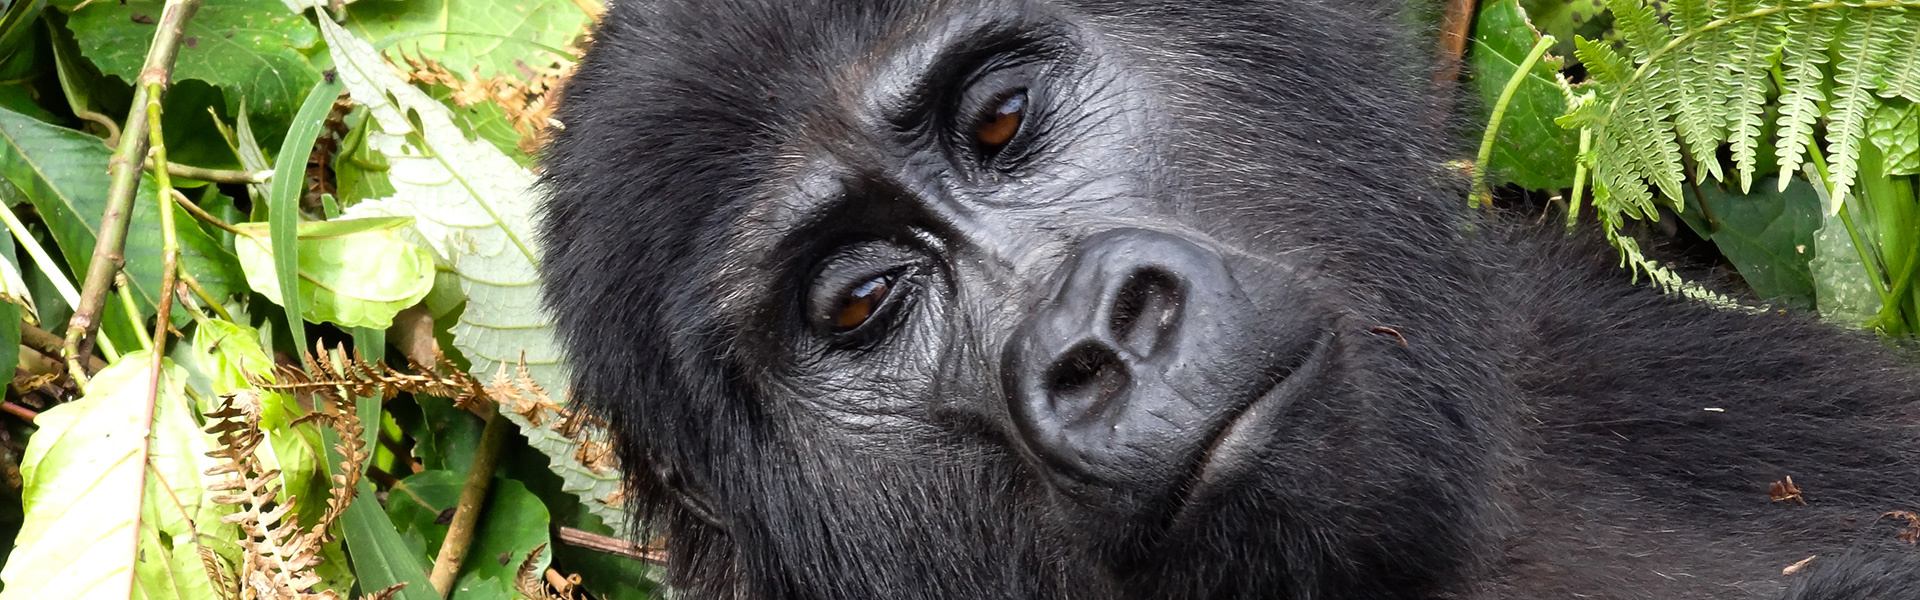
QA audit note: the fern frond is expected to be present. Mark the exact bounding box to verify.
[1677,0,1732,182]
[1576,37,1664,219]
[1606,0,1691,201]
[203,390,368,600]
[1559,0,1920,304]
[1774,4,1841,188]
[1825,9,1908,206]
[1725,0,1787,191]
[1876,12,1920,101]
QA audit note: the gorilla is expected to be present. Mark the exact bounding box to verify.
[535,0,1920,598]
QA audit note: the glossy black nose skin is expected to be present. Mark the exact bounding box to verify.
[1003,229,1306,501]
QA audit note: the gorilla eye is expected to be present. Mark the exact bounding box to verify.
[831,275,895,332]
[974,90,1028,153]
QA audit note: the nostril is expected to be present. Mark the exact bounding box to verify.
[1108,269,1183,358]
[1045,343,1131,426]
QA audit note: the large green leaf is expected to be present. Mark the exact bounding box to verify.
[235,217,436,329]
[387,471,553,600]
[1811,206,1883,326]
[1470,0,1578,191]
[1699,176,1824,309]
[66,0,323,136]
[318,17,629,533]
[1869,101,1920,176]
[0,352,227,600]
[342,0,587,81]
[0,105,246,322]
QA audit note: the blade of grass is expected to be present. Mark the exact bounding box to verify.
[271,74,345,357]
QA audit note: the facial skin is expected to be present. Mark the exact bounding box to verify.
[537,1,1920,599]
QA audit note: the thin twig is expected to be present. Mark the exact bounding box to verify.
[113,7,199,592]
[169,188,245,236]
[1427,0,1478,123]
[61,0,203,372]
[176,268,233,321]
[20,322,104,372]
[147,159,270,184]
[555,527,668,565]
[431,405,514,595]
[0,402,37,423]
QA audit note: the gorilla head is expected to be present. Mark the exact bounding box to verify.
[537,0,1920,598]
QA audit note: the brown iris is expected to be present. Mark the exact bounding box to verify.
[832,275,893,331]
[975,91,1027,152]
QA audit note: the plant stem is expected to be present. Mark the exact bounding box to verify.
[145,81,183,359]
[0,402,36,423]
[431,406,512,596]
[555,527,668,565]
[0,205,80,310]
[1428,0,1478,111]
[115,273,150,352]
[146,159,270,184]
[61,0,203,374]
[169,187,246,236]
[1473,35,1556,208]
[20,321,104,372]
[177,268,233,321]
[1568,128,1592,229]
[130,63,188,600]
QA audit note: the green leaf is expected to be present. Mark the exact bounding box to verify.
[342,0,587,81]
[0,227,24,375]
[1471,0,1578,191]
[316,340,437,600]
[407,395,484,473]
[66,0,323,135]
[318,17,630,533]
[0,105,245,324]
[1868,100,1920,176]
[387,471,553,600]
[335,109,395,206]
[1699,175,1824,308]
[0,0,47,68]
[0,352,227,600]
[235,217,436,329]
[1811,205,1884,325]
[333,456,439,600]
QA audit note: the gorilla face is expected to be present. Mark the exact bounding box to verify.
[542,0,1512,597]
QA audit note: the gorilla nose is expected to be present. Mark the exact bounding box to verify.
[1004,229,1290,499]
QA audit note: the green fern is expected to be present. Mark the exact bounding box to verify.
[1563,0,1920,213]
[1558,0,1920,308]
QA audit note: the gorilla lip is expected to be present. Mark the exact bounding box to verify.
[1169,331,1336,528]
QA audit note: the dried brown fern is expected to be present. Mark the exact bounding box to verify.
[201,389,376,600]
[257,344,491,412]
[486,361,617,477]
[512,543,572,600]
[258,345,619,476]
[395,53,578,155]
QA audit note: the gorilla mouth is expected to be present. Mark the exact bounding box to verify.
[1169,331,1337,527]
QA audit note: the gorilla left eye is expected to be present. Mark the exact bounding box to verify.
[973,90,1028,154]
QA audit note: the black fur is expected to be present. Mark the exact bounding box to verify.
[537,1,1920,598]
